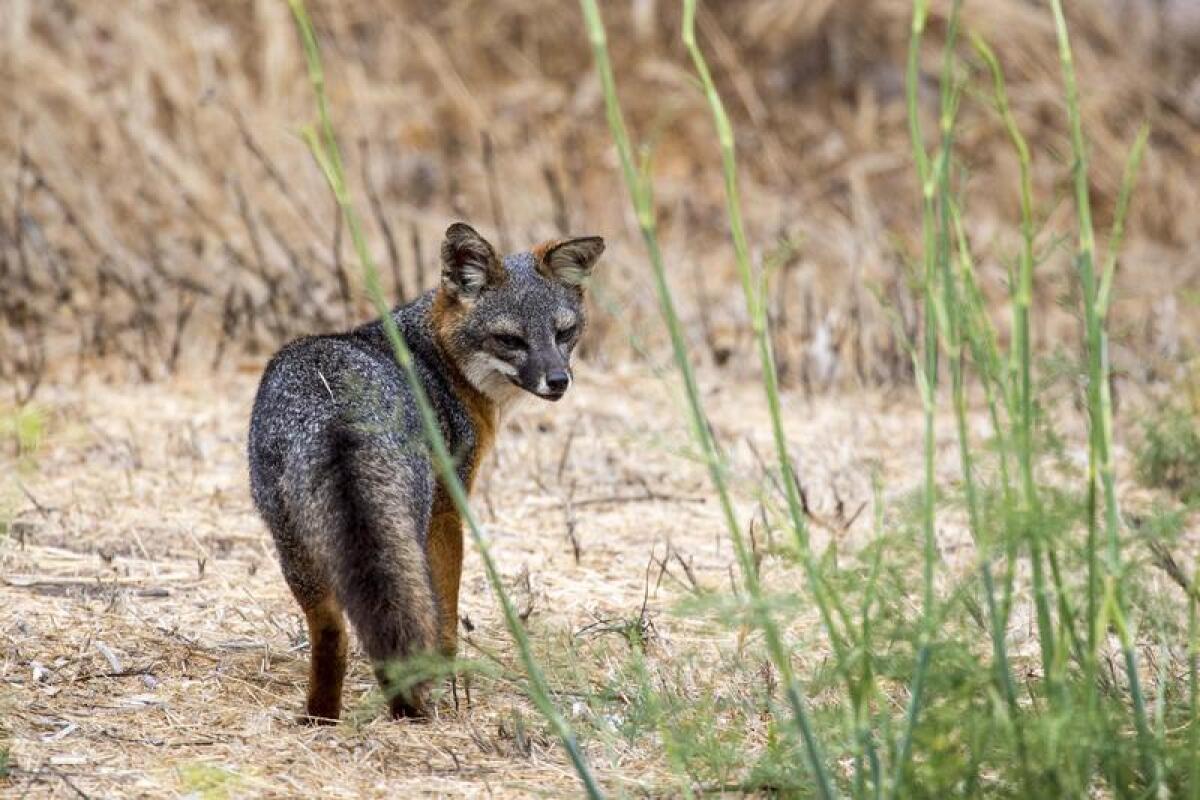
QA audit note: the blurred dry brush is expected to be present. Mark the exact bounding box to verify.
[1,0,1198,402]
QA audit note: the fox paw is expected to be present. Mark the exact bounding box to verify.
[298,707,340,726]
[389,697,430,721]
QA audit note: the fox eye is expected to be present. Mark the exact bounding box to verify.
[492,333,526,350]
[556,325,578,343]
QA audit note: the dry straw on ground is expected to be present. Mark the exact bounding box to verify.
[2,361,1191,796]
[1,364,932,797]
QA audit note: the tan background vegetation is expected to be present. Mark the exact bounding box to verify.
[2,0,1198,399]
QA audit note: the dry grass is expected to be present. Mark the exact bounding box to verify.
[2,0,1199,397]
[2,359,1193,796]
[0,362,938,797]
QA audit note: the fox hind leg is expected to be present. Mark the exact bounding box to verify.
[268,517,348,724]
[281,427,440,720]
[352,525,440,721]
[302,593,348,724]
[352,523,440,720]
[427,507,465,713]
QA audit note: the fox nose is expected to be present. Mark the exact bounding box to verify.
[545,370,570,396]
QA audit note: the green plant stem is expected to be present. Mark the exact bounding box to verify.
[970,32,1065,701]
[946,199,1031,791]
[948,198,1021,649]
[1097,125,1149,320]
[287,4,601,796]
[680,0,847,666]
[1047,0,1157,789]
[1190,566,1199,800]
[890,2,951,793]
[578,2,834,796]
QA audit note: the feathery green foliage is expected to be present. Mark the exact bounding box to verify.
[575,0,1178,794]
[1136,406,1200,504]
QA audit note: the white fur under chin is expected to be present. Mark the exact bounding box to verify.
[462,353,528,411]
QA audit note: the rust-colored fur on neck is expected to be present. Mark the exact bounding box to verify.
[429,288,500,480]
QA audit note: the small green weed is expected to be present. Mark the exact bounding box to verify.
[1136,406,1200,503]
[0,404,45,458]
[176,763,242,800]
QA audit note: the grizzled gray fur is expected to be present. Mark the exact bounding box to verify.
[248,223,603,721]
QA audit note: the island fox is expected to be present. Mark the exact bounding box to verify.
[248,223,604,721]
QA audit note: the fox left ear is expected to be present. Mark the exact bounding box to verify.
[441,222,504,301]
[537,236,605,289]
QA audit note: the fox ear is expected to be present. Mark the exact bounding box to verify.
[537,236,605,289]
[441,223,503,300]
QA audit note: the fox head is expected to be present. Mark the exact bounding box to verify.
[432,223,605,405]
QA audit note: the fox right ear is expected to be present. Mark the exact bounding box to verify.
[440,223,503,301]
[536,236,605,289]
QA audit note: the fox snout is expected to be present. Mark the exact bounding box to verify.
[544,369,570,399]
[520,358,571,402]
[494,344,571,401]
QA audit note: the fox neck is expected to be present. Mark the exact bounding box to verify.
[420,294,501,487]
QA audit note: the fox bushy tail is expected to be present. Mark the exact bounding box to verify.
[286,424,440,715]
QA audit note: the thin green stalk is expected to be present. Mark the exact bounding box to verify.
[970,32,1062,698]
[1097,124,1149,320]
[948,202,1021,646]
[896,12,934,793]
[948,204,1013,508]
[852,475,887,799]
[578,2,834,795]
[287,4,601,796]
[1154,638,1167,771]
[1046,0,1103,646]
[1047,0,1157,788]
[679,0,848,668]
[946,200,1031,791]
[891,2,954,792]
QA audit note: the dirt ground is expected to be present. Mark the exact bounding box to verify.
[0,360,957,798]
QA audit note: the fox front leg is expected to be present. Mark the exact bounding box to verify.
[426,509,464,659]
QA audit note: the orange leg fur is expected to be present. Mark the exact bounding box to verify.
[302,594,348,724]
[426,510,464,658]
